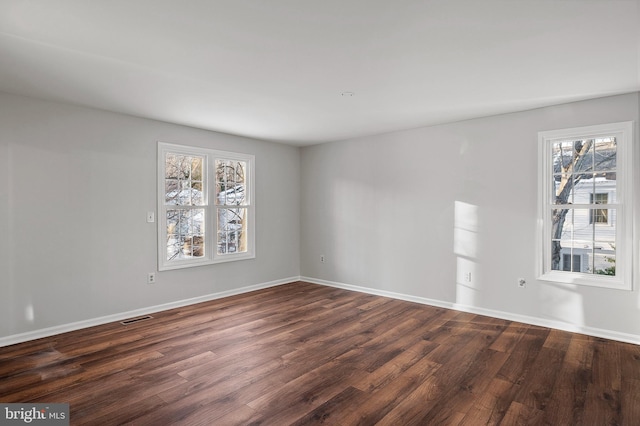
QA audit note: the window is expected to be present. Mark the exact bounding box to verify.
[537,122,634,290]
[158,143,255,271]
[562,253,582,272]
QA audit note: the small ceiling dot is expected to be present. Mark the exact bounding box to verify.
[341,92,355,97]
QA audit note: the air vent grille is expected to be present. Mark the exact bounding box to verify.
[120,315,153,325]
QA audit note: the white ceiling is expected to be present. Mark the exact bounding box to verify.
[1,0,639,146]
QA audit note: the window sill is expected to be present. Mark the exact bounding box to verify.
[158,252,256,271]
[537,270,631,291]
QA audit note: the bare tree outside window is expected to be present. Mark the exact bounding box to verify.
[164,154,206,261]
[551,138,616,275]
[158,143,255,271]
[216,159,248,255]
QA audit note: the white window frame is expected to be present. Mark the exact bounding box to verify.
[537,122,634,290]
[157,142,255,271]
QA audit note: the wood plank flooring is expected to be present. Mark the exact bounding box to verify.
[1,281,639,425]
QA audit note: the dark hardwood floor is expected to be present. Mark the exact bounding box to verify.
[1,281,639,425]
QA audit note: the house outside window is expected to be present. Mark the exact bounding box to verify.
[537,122,634,290]
[158,142,255,271]
[562,253,583,273]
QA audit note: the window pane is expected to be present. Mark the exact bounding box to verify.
[165,179,179,204]
[554,174,574,204]
[593,137,616,172]
[571,208,591,240]
[215,159,247,206]
[216,183,226,205]
[572,254,582,272]
[192,182,203,205]
[594,176,616,202]
[594,253,616,276]
[573,175,594,204]
[552,141,575,170]
[552,208,573,240]
[192,235,204,258]
[551,203,617,275]
[553,240,580,271]
[166,209,205,260]
[553,139,594,171]
[181,236,205,258]
[551,207,581,272]
[191,157,203,180]
[556,241,584,273]
[165,154,179,179]
[552,240,573,271]
[588,196,608,224]
[217,208,247,254]
[573,139,595,173]
[165,153,206,206]
[594,208,615,241]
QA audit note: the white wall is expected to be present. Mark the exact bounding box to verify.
[2,91,639,345]
[301,93,640,342]
[0,92,300,341]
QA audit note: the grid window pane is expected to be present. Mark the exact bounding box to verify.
[593,138,616,172]
[594,254,616,276]
[166,209,205,260]
[551,205,616,275]
[553,174,574,204]
[165,153,206,206]
[217,208,247,254]
[215,159,247,206]
[165,180,179,204]
[589,194,608,224]
[552,208,573,240]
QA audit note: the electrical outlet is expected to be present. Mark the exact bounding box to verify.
[320,255,326,263]
[464,272,472,283]
[518,278,526,288]
[146,212,155,223]
[147,273,156,284]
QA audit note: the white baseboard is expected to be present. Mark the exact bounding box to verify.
[301,276,640,346]
[0,276,301,348]
[4,275,638,348]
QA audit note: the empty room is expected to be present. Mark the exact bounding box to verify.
[1,1,640,424]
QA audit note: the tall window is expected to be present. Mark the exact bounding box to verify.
[158,143,255,271]
[537,122,633,290]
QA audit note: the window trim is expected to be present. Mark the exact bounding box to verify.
[157,142,255,271]
[537,121,634,290]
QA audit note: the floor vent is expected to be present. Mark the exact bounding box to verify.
[120,315,153,325]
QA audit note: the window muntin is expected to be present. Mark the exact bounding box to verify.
[538,122,633,290]
[158,143,255,271]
